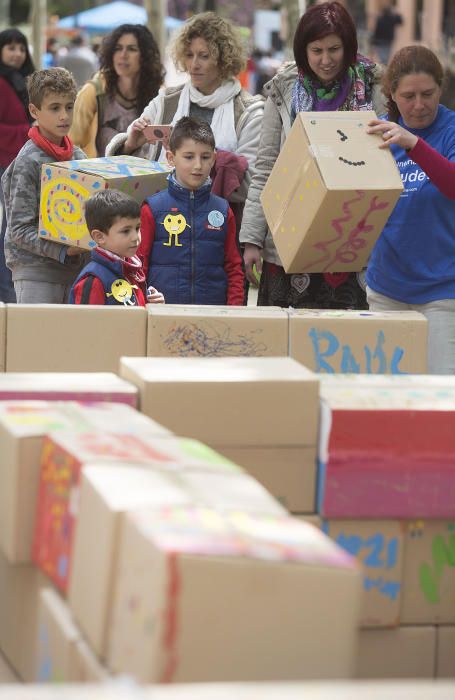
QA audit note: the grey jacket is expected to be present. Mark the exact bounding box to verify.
[239,62,387,265]
[2,140,86,283]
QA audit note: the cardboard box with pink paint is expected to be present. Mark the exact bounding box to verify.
[38,156,171,251]
[317,376,455,519]
[0,372,139,405]
[0,400,170,564]
[68,463,284,660]
[260,111,403,273]
[32,430,190,592]
[107,505,361,682]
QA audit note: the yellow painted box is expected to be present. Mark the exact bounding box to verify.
[38,156,172,250]
[260,111,403,274]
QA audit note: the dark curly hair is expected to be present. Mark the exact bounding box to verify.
[99,24,164,115]
[0,28,35,76]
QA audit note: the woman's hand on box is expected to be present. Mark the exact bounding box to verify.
[367,119,418,152]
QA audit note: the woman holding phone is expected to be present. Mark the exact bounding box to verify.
[106,12,263,205]
[69,24,164,157]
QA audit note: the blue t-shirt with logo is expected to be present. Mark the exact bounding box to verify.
[366,104,455,303]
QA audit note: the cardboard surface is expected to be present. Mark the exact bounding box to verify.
[120,356,320,447]
[214,446,317,513]
[6,305,147,373]
[0,372,138,405]
[0,401,169,563]
[69,465,285,659]
[260,111,403,273]
[68,464,191,658]
[2,683,455,699]
[0,304,6,373]
[356,626,436,679]
[0,652,19,683]
[32,431,186,591]
[147,305,289,357]
[436,626,455,678]
[317,379,455,518]
[38,156,171,250]
[0,550,47,681]
[289,309,427,374]
[322,520,404,628]
[401,520,455,624]
[108,506,360,682]
[36,588,79,682]
[35,587,110,683]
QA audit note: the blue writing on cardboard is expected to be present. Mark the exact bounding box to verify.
[309,328,407,374]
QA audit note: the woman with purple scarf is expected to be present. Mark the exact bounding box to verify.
[240,1,386,308]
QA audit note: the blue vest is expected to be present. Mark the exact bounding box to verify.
[145,177,229,305]
[69,249,142,306]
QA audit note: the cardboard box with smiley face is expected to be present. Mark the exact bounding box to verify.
[261,111,403,273]
[38,156,172,251]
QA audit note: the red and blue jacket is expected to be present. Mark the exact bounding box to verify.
[139,175,244,305]
[69,247,147,306]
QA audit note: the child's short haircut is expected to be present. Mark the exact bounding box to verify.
[27,67,77,108]
[169,116,215,153]
[85,190,141,235]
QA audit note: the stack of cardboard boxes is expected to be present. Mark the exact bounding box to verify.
[317,374,455,678]
[0,361,364,684]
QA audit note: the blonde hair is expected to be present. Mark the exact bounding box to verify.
[171,12,245,81]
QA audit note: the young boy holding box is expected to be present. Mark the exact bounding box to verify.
[139,117,244,305]
[2,68,86,303]
[70,189,164,306]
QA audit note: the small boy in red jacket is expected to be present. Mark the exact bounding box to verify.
[70,189,164,306]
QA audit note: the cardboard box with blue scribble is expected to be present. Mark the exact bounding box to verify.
[38,156,172,251]
[322,519,405,628]
[147,305,289,358]
[260,111,403,273]
[289,308,427,374]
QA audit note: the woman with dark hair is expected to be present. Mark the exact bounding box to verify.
[69,24,164,157]
[239,1,385,309]
[0,28,34,302]
[366,46,455,374]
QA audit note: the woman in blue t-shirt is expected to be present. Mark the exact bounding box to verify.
[366,45,455,374]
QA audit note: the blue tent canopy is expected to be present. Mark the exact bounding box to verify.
[58,1,183,32]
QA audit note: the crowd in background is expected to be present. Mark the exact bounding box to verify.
[0,1,455,375]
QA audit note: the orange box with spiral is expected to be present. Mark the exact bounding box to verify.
[38,156,172,251]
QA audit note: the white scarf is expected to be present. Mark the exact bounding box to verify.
[171,79,241,153]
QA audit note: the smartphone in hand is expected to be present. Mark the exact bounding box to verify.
[142,124,173,151]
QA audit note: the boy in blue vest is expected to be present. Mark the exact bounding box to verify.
[139,117,244,305]
[69,189,164,306]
